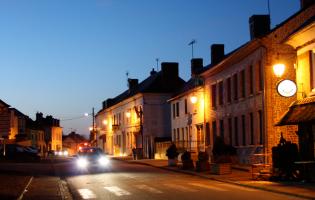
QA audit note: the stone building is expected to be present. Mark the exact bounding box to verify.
[189,1,315,164]
[96,63,185,158]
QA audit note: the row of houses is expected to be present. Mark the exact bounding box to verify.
[0,99,62,157]
[94,1,315,165]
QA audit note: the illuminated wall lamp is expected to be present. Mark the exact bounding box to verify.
[190,96,198,104]
[273,63,285,78]
[103,120,108,125]
[125,112,131,118]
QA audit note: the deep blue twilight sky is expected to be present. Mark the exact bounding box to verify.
[0,0,300,138]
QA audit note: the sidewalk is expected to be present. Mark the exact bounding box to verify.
[113,156,315,200]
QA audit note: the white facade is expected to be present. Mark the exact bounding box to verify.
[96,93,173,158]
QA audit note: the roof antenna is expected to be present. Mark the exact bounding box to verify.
[126,71,129,87]
[156,58,159,71]
[188,39,196,59]
[267,0,271,16]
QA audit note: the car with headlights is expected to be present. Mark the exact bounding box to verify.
[75,147,110,171]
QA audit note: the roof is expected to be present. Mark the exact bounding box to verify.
[0,99,10,107]
[277,95,315,125]
[99,70,185,112]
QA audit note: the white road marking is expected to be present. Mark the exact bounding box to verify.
[217,183,256,192]
[135,184,163,194]
[163,183,198,192]
[104,186,131,196]
[189,183,228,191]
[77,188,97,199]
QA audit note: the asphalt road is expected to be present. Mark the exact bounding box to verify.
[59,159,305,200]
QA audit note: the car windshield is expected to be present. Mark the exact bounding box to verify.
[78,147,103,156]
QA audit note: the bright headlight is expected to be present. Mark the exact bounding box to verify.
[98,156,109,166]
[77,158,88,168]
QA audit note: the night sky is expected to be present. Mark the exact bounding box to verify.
[0,0,300,137]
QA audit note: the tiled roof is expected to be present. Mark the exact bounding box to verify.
[102,71,185,110]
[277,96,315,125]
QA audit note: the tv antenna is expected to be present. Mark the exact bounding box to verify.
[126,71,129,87]
[188,39,196,58]
[155,58,159,71]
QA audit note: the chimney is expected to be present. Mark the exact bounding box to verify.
[191,58,203,77]
[249,15,270,40]
[36,112,43,121]
[211,44,225,65]
[102,98,114,109]
[161,62,179,83]
[300,0,314,9]
[150,68,157,76]
[128,78,138,92]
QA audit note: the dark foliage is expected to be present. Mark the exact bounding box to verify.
[166,143,179,159]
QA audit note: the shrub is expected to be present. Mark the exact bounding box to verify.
[197,151,209,162]
[212,136,236,163]
[166,143,179,159]
[181,151,192,162]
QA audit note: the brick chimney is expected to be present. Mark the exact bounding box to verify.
[211,44,225,65]
[128,78,138,92]
[249,15,270,40]
[300,0,314,9]
[161,62,179,84]
[191,58,203,77]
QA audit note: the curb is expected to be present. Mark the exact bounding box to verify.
[114,158,315,200]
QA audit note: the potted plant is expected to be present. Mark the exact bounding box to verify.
[166,143,179,166]
[180,151,194,170]
[196,151,210,172]
[210,136,236,175]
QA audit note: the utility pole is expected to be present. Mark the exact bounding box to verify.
[92,107,96,147]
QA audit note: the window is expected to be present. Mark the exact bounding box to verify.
[233,74,238,100]
[234,117,239,146]
[249,65,254,94]
[310,50,315,89]
[212,121,217,142]
[258,110,263,145]
[218,81,224,105]
[257,60,263,91]
[228,118,232,145]
[181,128,184,141]
[184,99,188,114]
[211,84,217,107]
[176,128,180,141]
[205,122,210,146]
[176,102,180,117]
[242,115,246,146]
[250,112,254,145]
[227,77,232,103]
[240,70,246,98]
[219,119,224,139]
[172,104,176,119]
[173,129,176,141]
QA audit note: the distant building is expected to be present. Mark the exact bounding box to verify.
[35,112,62,152]
[63,132,88,156]
[0,99,28,142]
[96,63,185,158]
